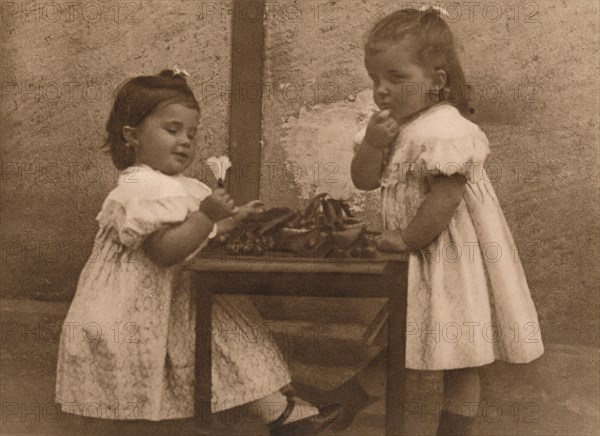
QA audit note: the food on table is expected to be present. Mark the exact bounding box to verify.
[206,193,379,258]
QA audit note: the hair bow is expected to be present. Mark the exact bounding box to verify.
[172,66,190,78]
[418,5,450,17]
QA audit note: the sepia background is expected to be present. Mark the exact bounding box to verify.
[1,0,598,434]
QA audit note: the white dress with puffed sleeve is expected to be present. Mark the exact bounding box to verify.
[355,104,544,370]
[55,165,291,420]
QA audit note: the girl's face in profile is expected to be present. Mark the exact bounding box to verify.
[130,102,200,176]
[365,38,439,123]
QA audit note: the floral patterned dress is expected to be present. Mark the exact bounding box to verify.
[355,104,544,370]
[55,164,291,420]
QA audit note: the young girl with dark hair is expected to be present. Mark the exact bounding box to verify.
[55,69,339,435]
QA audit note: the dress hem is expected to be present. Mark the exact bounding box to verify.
[405,349,544,371]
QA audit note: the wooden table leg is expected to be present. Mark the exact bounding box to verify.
[385,261,408,436]
[194,275,212,434]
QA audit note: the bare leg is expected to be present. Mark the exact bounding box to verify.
[436,367,480,436]
[442,368,480,417]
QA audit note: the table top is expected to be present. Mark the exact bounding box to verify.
[185,250,408,275]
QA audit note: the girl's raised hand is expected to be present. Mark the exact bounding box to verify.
[232,200,265,225]
[374,230,410,253]
[364,109,400,150]
[199,188,236,222]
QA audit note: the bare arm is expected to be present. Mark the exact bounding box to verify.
[402,174,467,248]
[143,188,235,267]
[143,211,215,267]
[351,110,399,191]
[143,197,263,266]
[375,174,467,252]
[351,140,385,191]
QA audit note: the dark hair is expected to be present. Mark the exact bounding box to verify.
[365,8,472,115]
[103,69,200,170]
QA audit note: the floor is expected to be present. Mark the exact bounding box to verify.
[1,298,598,435]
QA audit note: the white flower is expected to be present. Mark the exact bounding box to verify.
[206,156,232,182]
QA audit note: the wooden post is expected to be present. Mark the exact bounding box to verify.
[228,0,266,204]
[385,260,408,435]
[194,273,212,432]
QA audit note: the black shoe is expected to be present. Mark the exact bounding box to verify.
[328,391,379,432]
[267,394,341,436]
[293,378,379,432]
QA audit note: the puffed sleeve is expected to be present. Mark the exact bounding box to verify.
[414,128,490,182]
[96,168,215,249]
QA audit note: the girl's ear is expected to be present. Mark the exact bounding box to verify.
[432,69,448,91]
[122,125,137,144]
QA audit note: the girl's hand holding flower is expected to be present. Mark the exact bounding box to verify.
[374,230,410,253]
[199,188,236,222]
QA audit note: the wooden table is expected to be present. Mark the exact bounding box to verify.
[186,251,408,435]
